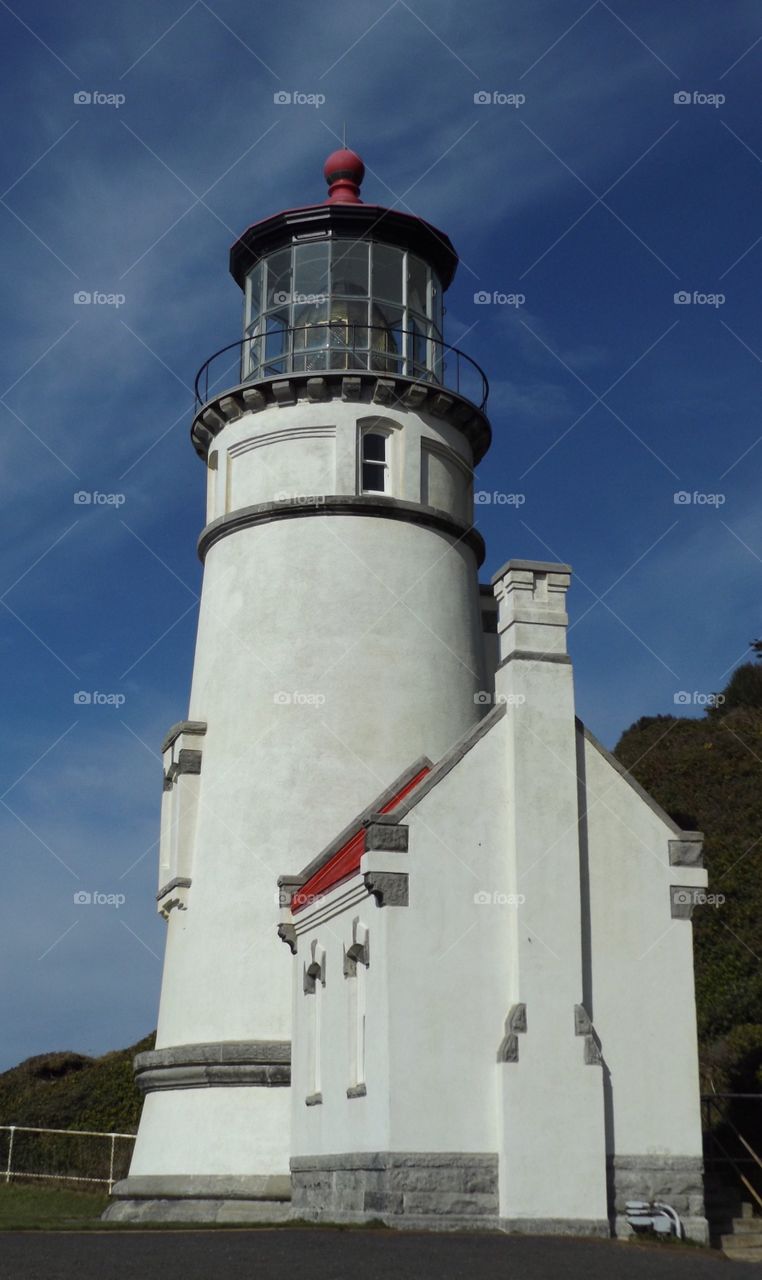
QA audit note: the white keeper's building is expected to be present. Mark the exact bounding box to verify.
[106,148,709,1241]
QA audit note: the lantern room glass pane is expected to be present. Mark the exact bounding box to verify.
[245,261,263,331]
[331,240,369,297]
[372,244,403,304]
[369,301,403,373]
[293,242,329,301]
[265,249,292,310]
[407,256,428,317]
[264,310,289,374]
[330,299,369,351]
[431,274,443,338]
[292,300,329,347]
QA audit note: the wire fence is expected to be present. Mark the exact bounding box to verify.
[0,1125,136,1193]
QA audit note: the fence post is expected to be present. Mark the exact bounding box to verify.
[5,1127,15,1183]
[108,1133,116,1193]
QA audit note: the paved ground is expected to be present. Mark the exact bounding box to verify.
[0,1229,756,1280]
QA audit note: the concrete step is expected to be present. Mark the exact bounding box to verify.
[722,1245,762,1262]
[733,1218,762,1235]
[723,1231,762,1247]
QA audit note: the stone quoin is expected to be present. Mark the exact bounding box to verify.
[104,148,709,1241]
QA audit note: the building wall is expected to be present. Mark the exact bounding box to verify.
[287,694,708,1236]
[581,730,707,1235]
[289,722,508,1159]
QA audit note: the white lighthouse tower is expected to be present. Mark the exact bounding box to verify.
[109,147,495,1221]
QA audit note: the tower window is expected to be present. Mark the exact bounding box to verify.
[360,431,389,494]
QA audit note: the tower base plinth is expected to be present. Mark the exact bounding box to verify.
[102,1175,291,1225]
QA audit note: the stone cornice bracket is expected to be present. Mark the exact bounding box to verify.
[162,720,207,790]
[497,1003,527,1063]
[277,922,297,954]
[276,876,303,952]
[161,720,207,754]
[364,813,409,853]
[277,876,304,908]
[343,917,370,975]
[363,871,408,906]
[491,559,572,663]
[303,939,326,993]
[362,814,409,906]
[157,876,192,921]
[670,885,705,919]
[668,833,704,867]
[574,1004,602,1065]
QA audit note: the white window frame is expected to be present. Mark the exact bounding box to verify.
[359,425,392,495]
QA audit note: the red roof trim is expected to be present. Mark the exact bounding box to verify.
[291,765,430,913]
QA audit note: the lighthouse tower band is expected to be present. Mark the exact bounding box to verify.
[107,149,710,1240]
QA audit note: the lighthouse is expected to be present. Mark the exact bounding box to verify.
[109,147,496,1221]
[109,147,709,1241]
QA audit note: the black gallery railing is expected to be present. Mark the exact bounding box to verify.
[194,324,489,411]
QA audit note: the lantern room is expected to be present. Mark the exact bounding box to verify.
[241,237,444,383]
[220,147,487,408]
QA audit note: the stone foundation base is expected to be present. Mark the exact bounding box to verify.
[102,1174,291,1225]
[608,1155,708,1244]
[291,1152,499,1223]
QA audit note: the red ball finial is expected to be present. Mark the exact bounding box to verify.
[324,148,364,204]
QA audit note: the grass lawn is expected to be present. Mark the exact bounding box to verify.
[0,1182,109,1229]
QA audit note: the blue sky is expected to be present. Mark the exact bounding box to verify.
[1,0,760,1070]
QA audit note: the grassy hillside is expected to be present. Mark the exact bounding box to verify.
[0,1033,154,1134]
